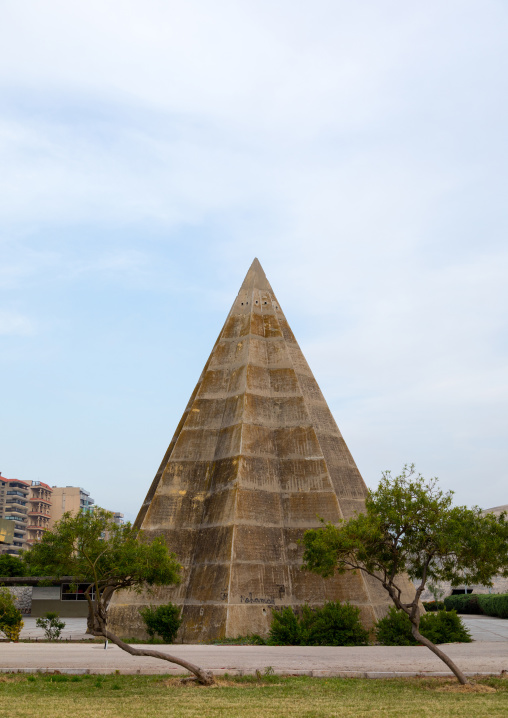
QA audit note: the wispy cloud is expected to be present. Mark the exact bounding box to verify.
[0,310,34,336]
[0,1,506,513]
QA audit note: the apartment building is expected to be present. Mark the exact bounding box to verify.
[0,472,29,555]
[26,481,53,545]
[1,473,124,552]
[111,511,124,526]
[49,486,95,528]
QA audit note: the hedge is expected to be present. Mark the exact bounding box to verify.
[443,594,482,614]
[477,594,508,619]
[268,602,370,646]
[375,606,471,646]
[444,593,508,618]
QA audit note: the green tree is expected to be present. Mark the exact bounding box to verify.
[0,587,24,641]
[0,554,25,577]
[24,508,214,685]
[302,465,508,685]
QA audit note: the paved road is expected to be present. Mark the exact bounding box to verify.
[1,642,507,678]
[7,615,505,678]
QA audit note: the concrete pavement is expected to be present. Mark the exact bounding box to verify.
[4,614,506,679]
[19,617,90,641]
[461,615,508,642]
[1,641,507,679]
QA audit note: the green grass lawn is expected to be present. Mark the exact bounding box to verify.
[1,673,507,718]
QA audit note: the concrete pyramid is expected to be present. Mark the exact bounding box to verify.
[109,259,405,641]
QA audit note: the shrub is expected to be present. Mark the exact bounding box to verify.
[420,610,472,644]
[139,603,182,643]
[304,602,369,646]
[268,606,303,645]
[444,594,482,614]
[269,602,369,646]
[36,612,66,640]
[375,607,471,645]
[477,593,508,619]
[375,607,418,646]
[444,592,508,618]
[422,600,445,612]
[0,588,24,641]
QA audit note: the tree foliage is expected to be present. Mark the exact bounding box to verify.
[375,606,471,646]
[0,587,24,641]
[140,603,182,643]
[0,554,26,577]
[24,508,181,597]
[23,508,214,684]
[302,465,508,684]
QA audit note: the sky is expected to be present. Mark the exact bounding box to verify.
[1,1,507,521]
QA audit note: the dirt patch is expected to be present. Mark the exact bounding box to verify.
[435,683,497,694]
[159,677,283,689]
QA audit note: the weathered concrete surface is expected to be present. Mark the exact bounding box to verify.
[1,642,507,678]
[108,258,414,641]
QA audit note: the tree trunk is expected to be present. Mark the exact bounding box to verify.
[411,624,469,685]
[86,608,102,635]
[86,592,214,685]
[94,624,215,686]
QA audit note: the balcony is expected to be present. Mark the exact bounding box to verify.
[5,498,27,506]
[30,495,52,505]
[7,484,28,494]
[27,523,49,532]
[28,510,51,518]
[5,507,28,516]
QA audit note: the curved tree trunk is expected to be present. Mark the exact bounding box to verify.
[95,625,215,686]
[84,588,214,685]
[411,625,469,685]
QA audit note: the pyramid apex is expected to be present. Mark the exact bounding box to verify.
[240,258,273,293]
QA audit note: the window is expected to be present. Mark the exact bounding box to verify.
[61,583,95,601]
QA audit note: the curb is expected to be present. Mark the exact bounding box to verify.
[0,667,504,678]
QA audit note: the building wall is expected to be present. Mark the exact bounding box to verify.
[1,585,89,617]
[49,486,95,528]
[30,585,89,617]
